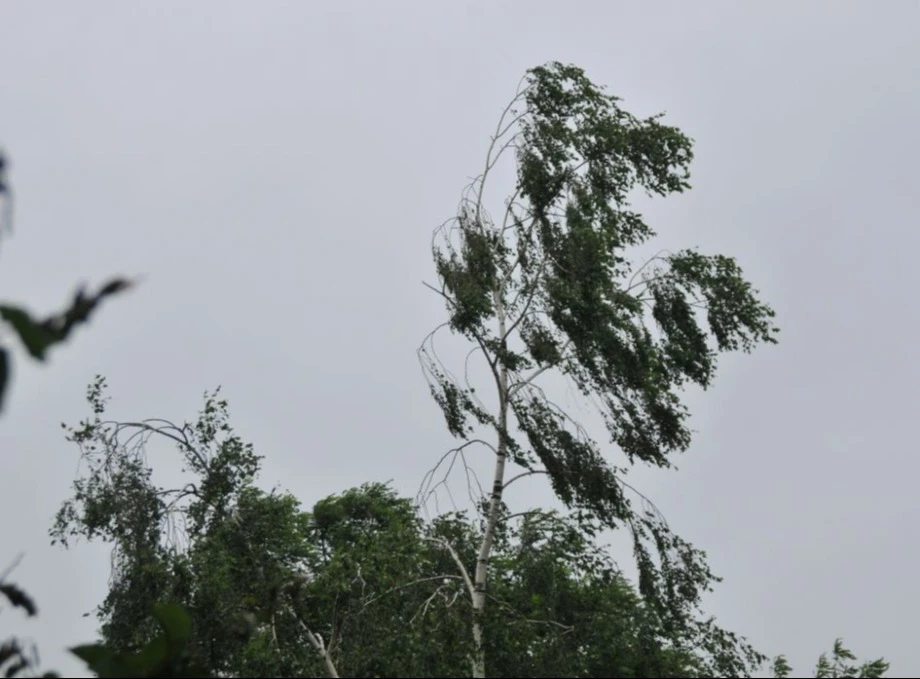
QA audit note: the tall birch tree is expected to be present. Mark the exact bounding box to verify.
[420,61,779,678]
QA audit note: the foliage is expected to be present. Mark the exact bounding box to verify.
[53,378,774,678]
[0,571,58,678]
[420,61,778,676]
[772,639,888,678]
[71,604,210,678]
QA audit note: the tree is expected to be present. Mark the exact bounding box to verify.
[53,377,754,678]
[772,639,888,678]
[419,61,779,677]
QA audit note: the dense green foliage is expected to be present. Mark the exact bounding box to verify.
[50,380,705,677]
[50,380,892,678]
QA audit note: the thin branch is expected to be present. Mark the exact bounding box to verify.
[460,448,486,509]
[504,509,550,522]
[507,339,573,399]
[416,439,496,513]
[0,553,24,582]
[624,249,674,293]
[474,87,529,223]
[502,469,549,491]
[362,574,464,608]
[104,419,209,472]
[484,591,574,634]
[425,537,475,599]
[409,581,464,625]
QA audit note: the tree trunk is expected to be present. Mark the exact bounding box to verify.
[470,287,510,678]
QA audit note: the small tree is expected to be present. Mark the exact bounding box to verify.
[52,377,341,677]
[420,62,778,677]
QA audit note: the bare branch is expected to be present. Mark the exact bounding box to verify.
[102,419,209,472]
[409,581,464,625]
[502,469,549,491]
[473,85,529,223]
[425,537,475,599]
[362,574,465,608]
[624,249,675,293]
[416,439,496,515]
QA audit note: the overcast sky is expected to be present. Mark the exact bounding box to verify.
[1,1,918,677]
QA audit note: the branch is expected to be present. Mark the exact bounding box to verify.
[104,419,209,473]
[624,249,675,293]
[294,613,340,678]
[502,469,549,491]
[507,339,573,399]
[270,611,281,654]
[484,591,574,634]
[473,84,529,223]
[409,581,464,625]
[416,439,496,513]
[363,574,465,608]
[425,537,475,599]
[504,509,550,522]
[421,279,451,303]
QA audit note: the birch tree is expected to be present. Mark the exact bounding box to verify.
[420,61,779,678]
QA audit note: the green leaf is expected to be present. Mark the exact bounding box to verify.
[153,603,192,644]
[0,278,134,362]
[0,583,37,617]
[126,636,169,673]
[0,306,54,360]
[69,644,133,678]
[69,644,112,667]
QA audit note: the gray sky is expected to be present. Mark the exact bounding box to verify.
[1,1,918,677]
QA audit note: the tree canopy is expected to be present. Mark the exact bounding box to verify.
[50,378,718,677]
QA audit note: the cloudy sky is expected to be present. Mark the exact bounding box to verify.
[1,1,918,677]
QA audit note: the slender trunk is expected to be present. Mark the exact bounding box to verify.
[471,287,510,678]
[471,386,507,678]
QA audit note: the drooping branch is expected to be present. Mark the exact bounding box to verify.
[416,439,496,516]
[502,469,549,491]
